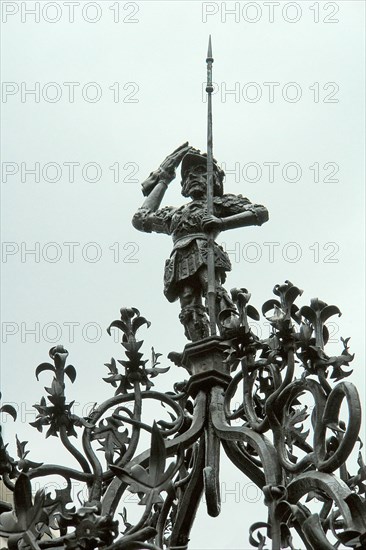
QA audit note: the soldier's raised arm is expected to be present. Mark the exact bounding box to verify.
[133,142,191,213]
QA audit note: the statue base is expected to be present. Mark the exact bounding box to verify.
[182,336,231,397]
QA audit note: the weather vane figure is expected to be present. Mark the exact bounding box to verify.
[132,38,268,342]
[1,36,364,550]
[132,145,268,341]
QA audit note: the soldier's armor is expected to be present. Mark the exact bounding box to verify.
[133,194,263,302]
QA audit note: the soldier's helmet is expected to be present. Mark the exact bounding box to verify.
[180,150,225,197]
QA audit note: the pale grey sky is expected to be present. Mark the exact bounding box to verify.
[1,2,365,549]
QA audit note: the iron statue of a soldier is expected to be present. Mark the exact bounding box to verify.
[132,142,269,342]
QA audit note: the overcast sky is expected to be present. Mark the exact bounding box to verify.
[1,1,365,549]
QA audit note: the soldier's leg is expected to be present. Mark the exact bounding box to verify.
[179,282,209,341]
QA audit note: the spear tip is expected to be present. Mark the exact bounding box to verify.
[206,35,213,62]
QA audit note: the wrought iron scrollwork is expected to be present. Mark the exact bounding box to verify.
[0,284,365,549]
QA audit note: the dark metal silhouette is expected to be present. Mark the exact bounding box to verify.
[1,38,365,550]
[132,144,268,342]
[132,37,268,342]
[1,291,365,549]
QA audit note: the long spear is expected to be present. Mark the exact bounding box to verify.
[206,36,217,336]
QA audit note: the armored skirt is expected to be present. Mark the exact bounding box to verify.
[163,236,231,302]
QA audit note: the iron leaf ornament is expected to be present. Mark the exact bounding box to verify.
[1,280,365,549]
[1,38,365,550]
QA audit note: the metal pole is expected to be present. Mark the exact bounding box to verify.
[206,35,217,336]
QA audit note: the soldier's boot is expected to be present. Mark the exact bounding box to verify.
[179,305,210,342]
